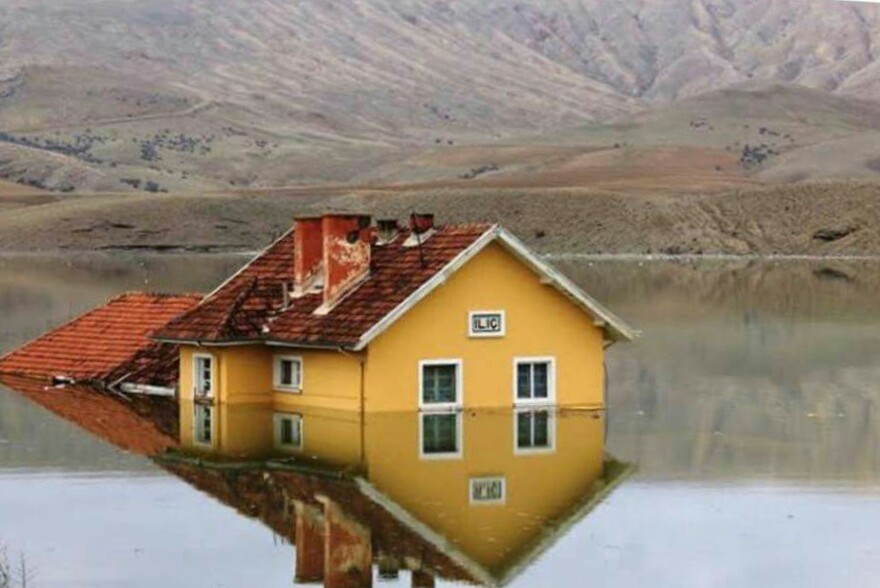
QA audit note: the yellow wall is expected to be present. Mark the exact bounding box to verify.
[363,409,606,573]
[273,351,364,412]
[178,345,363,454]
[180,401,274,457]
[289,407,363,468]
[179,402,363,464]
[179,345,362,409]
[176,400,608,574]
[364,243,606,411]
[177,241,606,419]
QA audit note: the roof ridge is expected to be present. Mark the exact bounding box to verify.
[214,276,260,340]
[113,291,203,300]
[200,227,295,305]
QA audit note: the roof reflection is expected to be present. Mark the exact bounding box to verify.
[0,374,630,586]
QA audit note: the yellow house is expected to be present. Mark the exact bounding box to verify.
[154,213,635,447]
[169,402,631,586]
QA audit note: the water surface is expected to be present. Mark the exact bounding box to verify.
[2,254,880,587]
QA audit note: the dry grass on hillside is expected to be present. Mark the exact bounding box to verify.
[1,181,879,256]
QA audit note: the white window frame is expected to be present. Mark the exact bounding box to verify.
[469,476,507,505]
[193,403,215,447]
[468,310,506,338]
[274,355,304,393]
[418,411,463,460]
[192,353,215,399]
[512,357,556,406]
[418,359,464,410]
[513,408,557,455]
[273,412,304,451]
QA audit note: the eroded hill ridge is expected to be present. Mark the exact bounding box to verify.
[0,0,879,191]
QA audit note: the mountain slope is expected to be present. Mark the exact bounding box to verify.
[0,0,879,191]
[360,84,880,190]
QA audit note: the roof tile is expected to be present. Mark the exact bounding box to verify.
[155,224,494,346]
[0,292,201,384]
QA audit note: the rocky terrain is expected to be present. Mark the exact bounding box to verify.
[0,0,878,192]
[0,0,880,254]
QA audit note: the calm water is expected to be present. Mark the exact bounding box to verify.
[2,254,880,587]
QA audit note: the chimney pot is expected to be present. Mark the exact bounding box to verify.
[377,218,400,243]
[410,213,435,234]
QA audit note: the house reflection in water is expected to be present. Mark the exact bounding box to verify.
[0,213,636,586]
[170,404,629,587]
[0,372,629,587]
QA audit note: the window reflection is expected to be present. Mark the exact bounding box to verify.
[515,409,555,453]
[420,412,462,458]
[273,413,303,451]
[194,404,213,446]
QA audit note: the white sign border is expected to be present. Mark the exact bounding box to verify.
[468,310,506,338]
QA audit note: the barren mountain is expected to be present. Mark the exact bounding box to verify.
[0,0,879,192]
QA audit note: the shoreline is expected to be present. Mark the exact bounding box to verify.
[2,248,880,263]
[3,182,880,258]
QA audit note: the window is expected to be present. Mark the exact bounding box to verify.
[194,404,213,446]
[513,357,556,404]
[274,356,303,392]
[193,354,214,398]
[273,413,303,451]
[419,360,463,408]
[420,412,462,458]
[515,409,556,454]
[470,477,506,505]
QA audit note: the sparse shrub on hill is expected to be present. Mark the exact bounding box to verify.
[0,130,107,164]
[145,181,168,193]
[740,144,779,169]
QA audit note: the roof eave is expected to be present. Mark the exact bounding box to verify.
[494,228,639,343]
[352,225,638,351]
[150,336,264,347]
[352,225,501,351]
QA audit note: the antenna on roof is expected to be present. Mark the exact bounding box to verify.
[410,211,427,268]
[281,282,291,311]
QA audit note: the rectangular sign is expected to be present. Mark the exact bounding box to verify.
[469,311,505,338]
[470,477,506,505]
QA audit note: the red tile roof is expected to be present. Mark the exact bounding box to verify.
[0,374,178,455]
[155,224,494,347]
[0,292,201,385]
[163,464,479,585]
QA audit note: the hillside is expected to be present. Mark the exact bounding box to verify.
[362,83,880,190]
[0,0,879,192]
[1,181,879,256]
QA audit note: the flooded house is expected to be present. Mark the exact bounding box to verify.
[0,212,635,586]
[149,213,634,448]
[1,214,633,417]
[159,406,632,587]
[0,368,631,587]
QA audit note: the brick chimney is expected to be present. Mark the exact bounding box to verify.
[293,500,325,583]
[293,214,373,309]
[318,497,372,588]
[293,217,324,296]
[318,213,372,313]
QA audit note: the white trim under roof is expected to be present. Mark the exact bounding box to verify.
[353,226,637,350]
